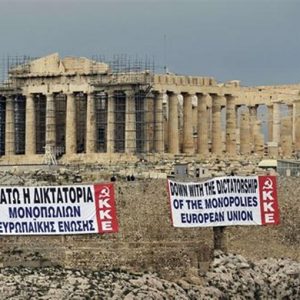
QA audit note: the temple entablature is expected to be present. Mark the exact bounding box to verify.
[22,83,93,96]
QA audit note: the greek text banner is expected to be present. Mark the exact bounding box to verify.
[0,183,118,235]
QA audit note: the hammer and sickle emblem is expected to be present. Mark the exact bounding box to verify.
[99,186,110,198]
[263,178,273,190]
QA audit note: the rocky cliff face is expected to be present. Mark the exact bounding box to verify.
[0,252,299,299]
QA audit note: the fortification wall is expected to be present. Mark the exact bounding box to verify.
[0,179,213,280]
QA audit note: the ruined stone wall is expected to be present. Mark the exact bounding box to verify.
[0,163,299,280]
[0,179,213,280]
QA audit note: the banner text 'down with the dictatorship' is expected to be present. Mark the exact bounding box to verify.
[167,176,279,227]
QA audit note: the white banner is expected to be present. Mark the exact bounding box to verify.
[0,183,118,235]
[167,176,280,227]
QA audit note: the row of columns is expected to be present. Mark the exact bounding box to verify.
[163,91,300,156]
[2,91,300,157]
[165,92,237,155]
[3,90,166,156]
[267,101,295,157]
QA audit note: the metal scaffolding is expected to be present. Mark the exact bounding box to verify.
[0,96,5,155]
[14,95,26,154]
[0,54,163,157]
[75,93,87,153]
[94,92,108,153]
[35,94,46,154]
[135,90,146,153]
[55,93,67,156]
[90,54,162,154]
[0,56,35,157]
[0,55,34,88]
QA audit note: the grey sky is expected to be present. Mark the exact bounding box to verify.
[0,0,299,86]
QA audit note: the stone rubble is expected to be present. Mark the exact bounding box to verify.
[204,251,300,299]
[0,252,298,299]
[0,156,268,186]
[0,167,83,186]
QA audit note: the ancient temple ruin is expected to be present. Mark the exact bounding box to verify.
[0,53,299,164]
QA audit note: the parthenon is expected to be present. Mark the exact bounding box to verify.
[0,53,300,164]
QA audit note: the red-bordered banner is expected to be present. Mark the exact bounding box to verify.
[167,176,279,227]
[0,183,118,235]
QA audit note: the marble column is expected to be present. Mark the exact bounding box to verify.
[125,90,136,153]
[292,102,296,144]
[239,110,250,154]
[211,94,222,155]
[25,93,36,155]
[235,105,240,146]
[235,106,239,128]
[225,94,236,155]
[254,121,264,155]
[197,93,208,155]
[163,102,168,152]
[192,101,197,150]
[183,93,194,154]
[281,112,293,157]
[273,101,281,144]
[267,104,273,142]
[207,106,212,151]
[294,99,300,152]
[288,104,294,152]
[86,92,96,154]
[45,93,56,148]
[65,92,77,155]
[5,95,15,155]
[168,92,179,154]
[154,92,164,153]
[106,91,115,153]
[249,105,257,151]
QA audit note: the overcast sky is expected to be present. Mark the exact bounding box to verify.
[0,0,299,86]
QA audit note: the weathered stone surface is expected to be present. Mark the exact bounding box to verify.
[0,162,299,287]
[0,252,299,299]
[204,251,300,299]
